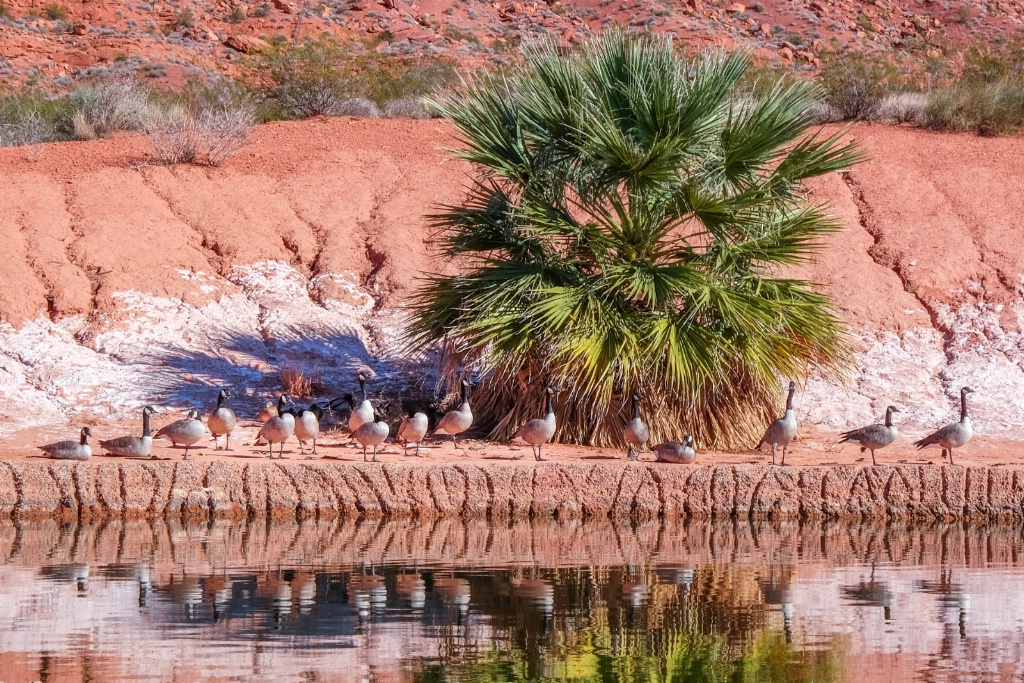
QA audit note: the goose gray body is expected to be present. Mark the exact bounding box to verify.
[514,386,559,461]
[39,427,92,461]
[840,405,900,466]
[348,373,374,433]
[155,409,207,459]
[397,410,429,456]
[915,387,974,464]
[294,404,323,457]
[757,381,797,466]
[435,379,473,449]
[258,396,295,458]
[623,392,649,460]
[653,435,696,464]
[354,413,390,461]
[208,389,237,450]
[101,405,157,458]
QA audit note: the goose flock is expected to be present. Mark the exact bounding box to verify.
[37,374,978,467]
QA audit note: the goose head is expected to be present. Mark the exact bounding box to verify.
[80,427,92,443]
[143,405,157,415]
[217,388,230,404]
[684,434,694,447]
[961,387,974,395]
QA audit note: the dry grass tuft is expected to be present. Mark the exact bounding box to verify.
[280,365,322,399]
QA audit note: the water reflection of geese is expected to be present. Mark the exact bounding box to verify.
[841,564,895,621]
[167,573,203,619]
[655,567,695,593]
[758,566,795,644]
[207,575,233,622]
[294,573,316,615]
[41,564,92,593]
[511,576,554,617]
[621,567,648,610]
[915,569,970,640]
[396,573,426,611]
[348,571,387,617]
[434,576,472,613]
[136,564,151,607]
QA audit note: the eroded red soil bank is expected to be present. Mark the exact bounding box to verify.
[2,460,1023,521]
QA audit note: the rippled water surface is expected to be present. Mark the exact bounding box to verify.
[1,516,1023,682]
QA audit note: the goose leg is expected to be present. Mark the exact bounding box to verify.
[372,445,378,462]
[536,444,544,462]
[279,442,286,459]
[363,445,368,462]
[225,433,232,452]
[949,448,955,466]
[267,442,273,458]
[213,435,220,451]
[183,445,189,460]
[770,443,777,466]
[311,437,318,456]
[871,449,877,466]
[415,441,421,457]
[781,445,788,466]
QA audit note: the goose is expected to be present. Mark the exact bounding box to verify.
[757,381,798,466]
[155,408,208,459]
[435,379,473,449]
[101,405,157,458]
[348,373,375,434]
[513,385,560,461]
[653,434,696,464]
[257,395,295,459]
[353,408,390,462]
[294,402,325,458]
[623,391,649,460]
[39,427,92,461]
[396,402,430,457]
[840,405,900,466]
[256,400,278,423]
[208,389,237,451]
[915,387,974,465]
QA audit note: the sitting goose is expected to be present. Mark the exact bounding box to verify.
[353,408,390,462]
[208,389,237,451]
[101,405,157,458]
[435,379,474,449]
[757,381,798,466]
[348,373,375,434]
[39,427,93,461]
[294,402,325,458]
[256,400,278,423]
[257,395,295,459]
[623,391,649,460]
[653,435,696,464]
[915,387,974,465]
[396,402,431,457]
[513,385,560,461]
[840,405,900,466]
[155,408,208,460]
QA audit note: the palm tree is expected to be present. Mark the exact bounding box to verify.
[408,32,864,448]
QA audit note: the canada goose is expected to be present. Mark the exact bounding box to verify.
[155,408,208,460]
[653,434,696,464]
[256,400,278,423]
[840,405,900,466]
[39,427,92,461]
[396,402,430,457]
[208,389,237,451]
[915,387,974,465]
[757,381,798,466]
[513,386,560,461]
[353,408,390,462]
[101,405,157,458]
[348,373,374,433]
[435,379,473,449]
[257,395,295,458]
[623,391,649,460]
[294,402,325,458]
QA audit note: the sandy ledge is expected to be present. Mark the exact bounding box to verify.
[0,460,1022,522]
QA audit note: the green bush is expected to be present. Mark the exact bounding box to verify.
[923,79,1024,136]
[0,2,13,20]
[817,50,905,120]
[44,3,68,20]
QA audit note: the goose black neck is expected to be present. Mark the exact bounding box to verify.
[278,396,288,413]
[217,392,226,408]
[545,389,554,416]
[359,378,367,402]
[785,385,795,411]
[142,409,151,437]
[885,408,893,427]
[462,382,470,405]
[80,430,89,445]
[961,391,969,420]
[631,394,641,420]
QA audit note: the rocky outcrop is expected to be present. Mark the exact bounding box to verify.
[3,460,1023,522]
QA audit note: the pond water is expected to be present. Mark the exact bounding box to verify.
[0,516,1022,683]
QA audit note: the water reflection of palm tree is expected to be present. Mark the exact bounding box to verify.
[840,564,894,621]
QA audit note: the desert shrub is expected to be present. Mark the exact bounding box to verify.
[0,92,69,146]
[173,8,195,28]
[383,96,432,119]
[44,3,67,20]
[817,50,903,120]
[228,5,246,22]
[0,2,14,19]
[65,74,149,139]
[875,92,928,124]
[256,36,355,118]
[279,366,322,398]
[334,97,381,117]
[145,100,254,165]
[923,79,1024,136]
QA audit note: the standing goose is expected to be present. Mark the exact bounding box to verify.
[396,402,431,457]
[348,373,375,434]
[294,403,325,458]
[757,381,798,466]
[257,395,295,459]
[840,405,900,466]
[435,379,474,450]
[623,391,649,460]
[101,405,157,458]
[915,387,974,465]
[256,400,278,423]
[208,389,237,451]
[514,386,560,461]
[39,427,93,461]
[353,408,390,462]
[155,408,208,460]
[653,434,696,464]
